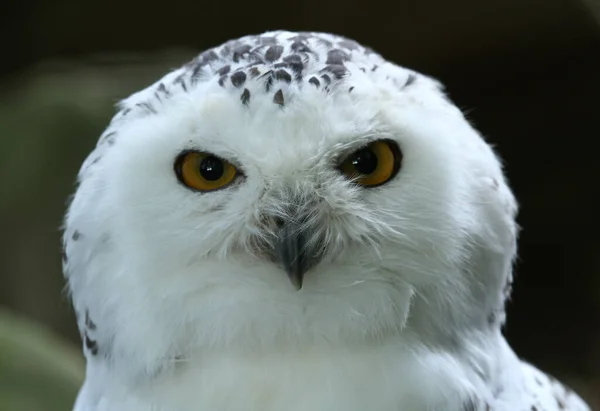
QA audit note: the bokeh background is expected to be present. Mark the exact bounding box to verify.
[1,0,599,409]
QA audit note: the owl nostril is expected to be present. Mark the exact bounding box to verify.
[274,217,286,229]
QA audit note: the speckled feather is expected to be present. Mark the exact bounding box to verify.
[63,31,590,411]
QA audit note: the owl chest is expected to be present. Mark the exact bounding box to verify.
[120,348,478,411]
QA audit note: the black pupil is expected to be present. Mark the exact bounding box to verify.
[199,156,224,181]
[351,149,378,175]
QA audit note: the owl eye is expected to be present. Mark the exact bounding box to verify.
[339,140,402,187]
[175,151,238,192]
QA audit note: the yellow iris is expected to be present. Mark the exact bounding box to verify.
[175,151,238,192]
[339,140,402,187]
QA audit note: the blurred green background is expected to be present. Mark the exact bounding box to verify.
[0,0,599,409]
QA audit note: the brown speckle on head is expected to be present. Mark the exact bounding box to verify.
[309,77,320,87]
[404,73,417,87]
[248,67,261,78]
[173,74,188,92]
[241,88,250,105]
[136,102,157,114]
[274,69,292,83]
[218,75,228,87]
[72,230,81,241]
[84,333,98,355]
[265,45,284,62]
[258,36,278,45]
[216,65,231,76]
[263,72,274,92]
[85,310,97,330]
[326,49,349,65]
[156,82,171,97]
[291,41,311,53]
[232,45,252,63]
[273,89,285,107]
[338,39,360,50]
[230,71,247,88]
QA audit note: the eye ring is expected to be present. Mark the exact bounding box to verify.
[338,139,402,187]
[174,150,239,192]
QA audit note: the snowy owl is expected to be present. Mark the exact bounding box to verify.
[62,31,591,411]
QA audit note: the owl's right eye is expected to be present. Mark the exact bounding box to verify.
[174,151,239,192]
[338,140,402,187]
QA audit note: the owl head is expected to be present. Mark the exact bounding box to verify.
[63,31,518,376]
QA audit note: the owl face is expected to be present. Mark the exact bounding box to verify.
[64,32,518,370]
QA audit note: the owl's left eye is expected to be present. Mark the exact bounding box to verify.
[174,151,239,192]
[339,140,402,187]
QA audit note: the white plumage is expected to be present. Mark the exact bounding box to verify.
[62,30,590,411]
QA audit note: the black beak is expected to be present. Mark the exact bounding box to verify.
[274,219,320,290]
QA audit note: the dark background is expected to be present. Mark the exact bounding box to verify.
[0,0,598,408]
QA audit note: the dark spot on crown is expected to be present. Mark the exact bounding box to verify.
[157,83,171,97]
[282,54,304,78]
[273,89,284,107]
[136,102,157,114]
[121,107,131,116]
[216,65,231,75]
[241,88,250,105]
[321,74,331,85]
[84,333,98,355]
[531,406,538,411]
[230,71,247,87]
[404,73,417,87]
[72,230,81,241]
[190,65,204,84]
[291,41,311,53]
[265,45,284,62]
[85,310,97,330]
[274,69,292,83]
[61,249,68,264]
[233,45,252,63]
[249,67,261,78]
[349,86,354,93]
[218,75,228,87]
[317,38,333,48]
[101,131,116,143]
[338,39,360,50]
[309,77,320,87]
[371,65,379,72]
[261,71,274,92]
[173,74,188,92]
[258,36,278,45]
[359,67,366,73]
[289,33,312,42]
[363,46,376,55]
[323,65,347,79]
[326,49,349,65]
[199,50,219,64]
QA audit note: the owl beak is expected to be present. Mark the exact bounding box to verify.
[274,220,319,290]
